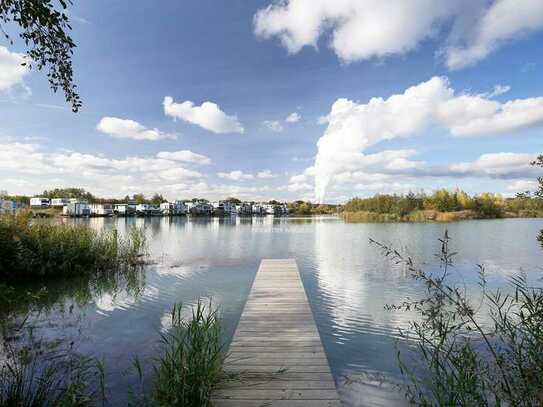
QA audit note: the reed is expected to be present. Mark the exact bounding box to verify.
[0,212,146,281]
[0,344,105,407]
[151,301,226,407]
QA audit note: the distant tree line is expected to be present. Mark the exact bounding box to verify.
[343,189,543,220]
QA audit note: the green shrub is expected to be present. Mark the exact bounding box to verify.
[372,232,543,405]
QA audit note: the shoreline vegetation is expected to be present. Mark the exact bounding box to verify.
[341,189,543,223]
[0,213,233,407]
[372,232,543,405]
[0,212,147,282]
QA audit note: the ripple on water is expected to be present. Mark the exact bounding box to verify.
[15,217,543,407]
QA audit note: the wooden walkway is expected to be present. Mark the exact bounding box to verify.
[213,259,341,407]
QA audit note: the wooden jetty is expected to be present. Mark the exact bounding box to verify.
[213,258,341,406]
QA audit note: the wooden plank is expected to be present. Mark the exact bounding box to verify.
[213,259,341,406]
[216,380,337,390]
[213,389,339,400]
[213,400,342,407]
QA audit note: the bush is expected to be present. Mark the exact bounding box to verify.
[372,232,543,405]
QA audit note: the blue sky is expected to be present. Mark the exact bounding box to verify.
[1,0,543,202]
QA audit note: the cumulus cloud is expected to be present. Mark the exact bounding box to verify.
[97,117,176,141]
[263,120,283,132]
[507,179,539,193]
[448,153,538,179]
[217,170,254,181]
[217,169,277,181]
[156,150,211,165]
[254,0,543,68]
[257,170,275,179]
[0,46,29,92]
[254,0,456,63]
[314,76,543,201]
[163,96,244,134]
[0,142,213,197]
[286,112,301,123]
[445,0,543,69]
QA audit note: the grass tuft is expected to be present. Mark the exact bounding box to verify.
[151,301,226,407]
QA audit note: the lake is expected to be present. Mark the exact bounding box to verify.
[8,216,543,406]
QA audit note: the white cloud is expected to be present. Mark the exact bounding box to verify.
[158,167,203,181]
[448,153,538,179]
[0,142,212,198]
[254,1,543,69]
[97,117,176,141]
[445,0,543,69]
[163,96,244,134]
[288,182,313,192]
[439,96,543,136]
[487,84,511,98]
[156,150,211,165]
[254,0,456,63]
[257,170,275,179]
[286,112,301,123]
[217,169,277,181]
[0,46,29,92]
[507,179,539,193]
[313,76,543,201]
[263,120,283,132]
[217,170,254,181]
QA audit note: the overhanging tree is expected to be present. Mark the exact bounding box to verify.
[0,0,81,111]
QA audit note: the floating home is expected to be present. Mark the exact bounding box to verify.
[236,202,253,216]
[136,203,150,216]
[51,198,70,207]
[89,203,114,217]
[188,201,213,216]
[160,201,187,216]
[30,197,51,208]
[113,203,136,216]
[63,202,90,217]
[211,201,237,217]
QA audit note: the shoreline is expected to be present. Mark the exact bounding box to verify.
[341,209,543,223]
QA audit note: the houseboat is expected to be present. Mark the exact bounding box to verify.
[63,202,90,217]
[189,201,213,216]
[252,203,265,216]
[160,201,187,216]
[51,198,70,207]
[89,203,114,217]
[113,203,136,216]
[30,197,51,208]
[136,204,150,216]
[236,202,253,216]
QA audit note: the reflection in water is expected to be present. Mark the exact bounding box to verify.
[3,217,543,406]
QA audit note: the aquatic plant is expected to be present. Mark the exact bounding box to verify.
[0,212,146,280]
[151,301,226,407]
[0,334,106,407]
[371,232,543,406]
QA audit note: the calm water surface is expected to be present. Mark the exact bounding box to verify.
[12,216,543,406]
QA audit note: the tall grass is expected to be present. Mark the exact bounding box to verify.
[0,336,106,407]
[371,232,543,405]
[151,301,226,407]
[1,300,227,407]
[0,211,146,280]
